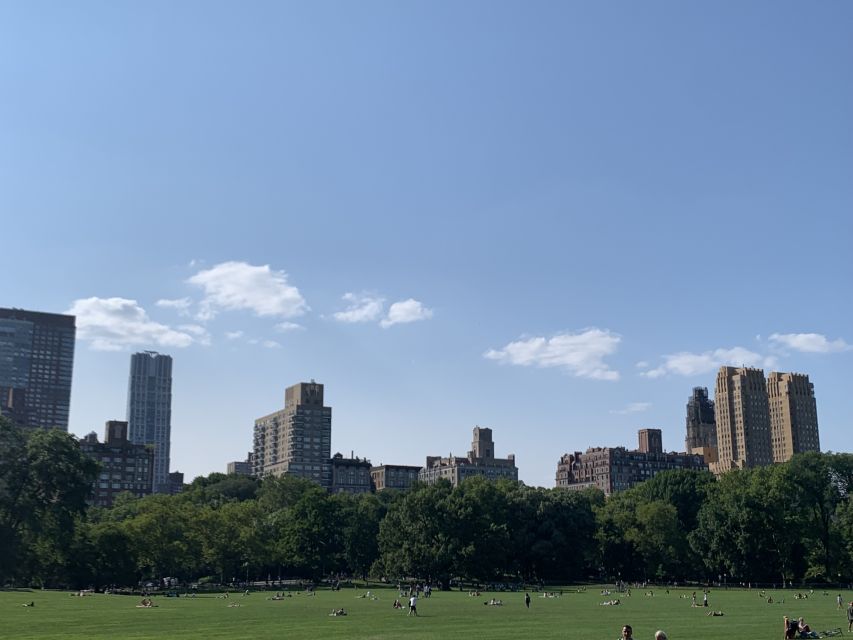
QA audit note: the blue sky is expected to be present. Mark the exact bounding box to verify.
[1,1,851,487]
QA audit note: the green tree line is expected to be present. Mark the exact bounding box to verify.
[2,416,852,589]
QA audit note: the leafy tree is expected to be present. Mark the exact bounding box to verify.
[336,492,387,580]
[0,418,98,586]
[784,452,853,580]
[691,465,801,583]
[273,486,342,580]
[125,496,203,581]
[375,481,457,584]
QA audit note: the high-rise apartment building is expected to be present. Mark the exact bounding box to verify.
[253,380,332,487]
[80,420,154,507]
[685,386,717,464]
[127,351,173,494]
[767,372,820,462]
[712,366,773,474]
[419,427,518,487]
[0,308,75,430]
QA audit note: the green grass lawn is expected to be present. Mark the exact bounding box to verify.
[1,586,850,640]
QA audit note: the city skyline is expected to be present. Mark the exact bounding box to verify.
[2,3,851,488]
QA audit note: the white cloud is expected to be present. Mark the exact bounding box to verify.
[484,328,621,381]
[642,346,771,378]
[334,293,385,323]
[67,297,200,351]
[611,402,652,415]
[187,261,308,321]
[225,331,244,340]
[380,299,433,328]
[155,297,192,316]
[177,324,211,346]
[769,332,851,354]
[262,340,281,349]
[635,361,649,369]
[275,322,304,332]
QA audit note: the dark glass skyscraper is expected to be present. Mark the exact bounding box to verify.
[127,351,173,494]
[0,307,75,430]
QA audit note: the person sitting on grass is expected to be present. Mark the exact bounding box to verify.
[797,617,818,638]
[707,610,725,616]
[785,616,800,639]
[393,598,403,610]
[136,598,154,608]
[329,608,347,616]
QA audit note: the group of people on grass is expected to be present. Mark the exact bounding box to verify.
[108,582,853,634]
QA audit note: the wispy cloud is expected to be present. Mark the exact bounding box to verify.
[225,330,244,340]
[177,324,211,346]
[156,297,192,316]
[334,293,385,323]
[484,328,621,381]
[275,322,304,332]
[380,299,433,328]
[641,346,773,378]
[610,402,652,415]
[67,297,201,351]
[188,261,308,321]
[769,332,850,354]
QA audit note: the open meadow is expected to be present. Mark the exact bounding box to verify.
[1,587,851,640]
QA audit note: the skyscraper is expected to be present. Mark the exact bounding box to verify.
[685,386,717,460]
[0,307,75,430]
[127,351,173,494]
[767,372,820,462]
[253,380,332,487]
[712,366,773,474]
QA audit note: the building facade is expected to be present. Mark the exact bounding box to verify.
[712,366,773,474]
[419,427,518,487]
[252,380,332,488]
[555,429,707,496]
[168,471,184,495]
[370,464,422,491]
[685,386,716,452]
[127,351,173,494]
[226,458,252,475]
[767,372,820,462]
[330,452,373,494]
[80,420,154,507]
[0,307,75,431]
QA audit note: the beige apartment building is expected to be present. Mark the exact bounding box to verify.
[712,366,773,474]
[711,367,820,475]
[419,426,518,487]
[252,380,332,487]
[767,372,820,462]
